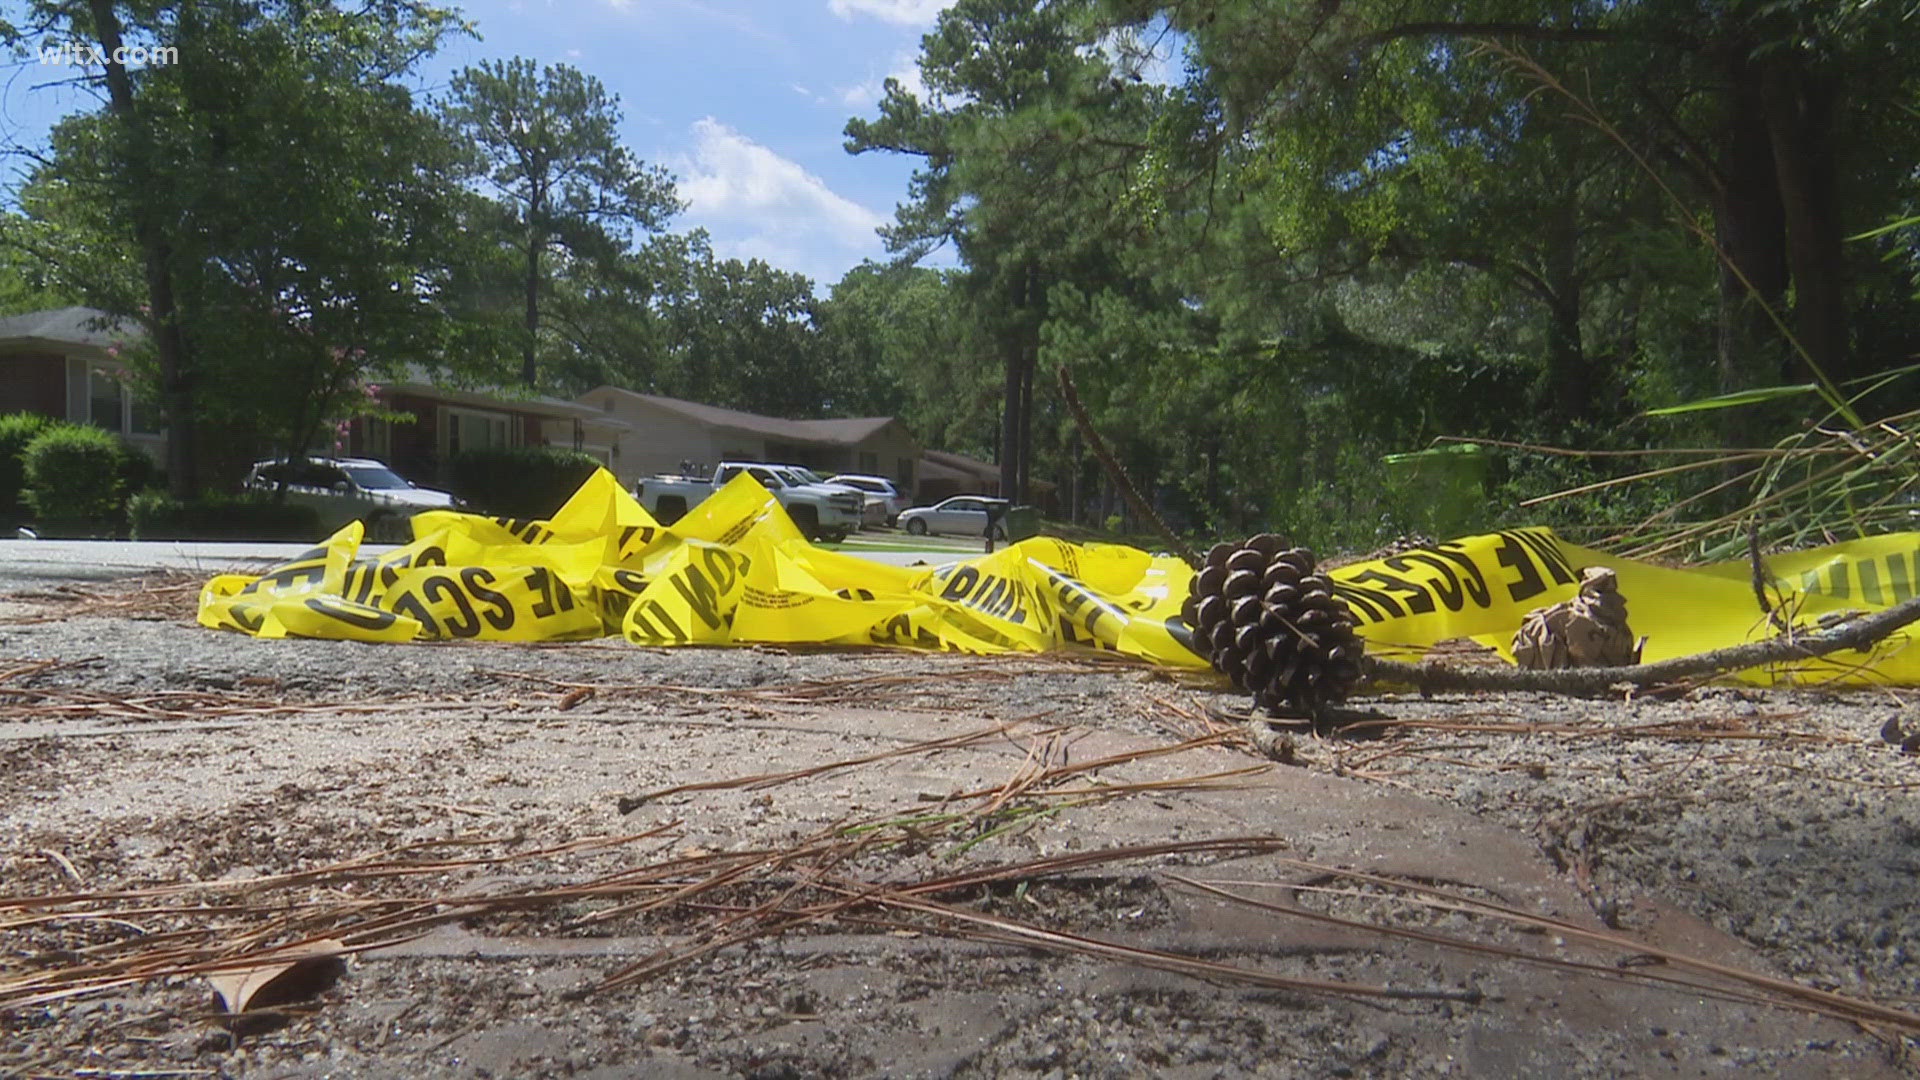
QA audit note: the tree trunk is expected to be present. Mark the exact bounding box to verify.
[1711,49,1791,445]
[999,340,1022,501]
[1761,59,1848,384]
[1063,427,1079,525]
[998,263,1035,503]
[1016,340,1033,503]
[1541,193,1589,424]
[90,0,197,497]
[522,232,541,388]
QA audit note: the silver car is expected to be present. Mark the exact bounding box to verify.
[897,495,1011,538]
[827,473,909,526]
[244,456,455,543]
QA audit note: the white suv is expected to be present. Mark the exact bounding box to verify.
[244,457,456,543]
[827,473,909,526]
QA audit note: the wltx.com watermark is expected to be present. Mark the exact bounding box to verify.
[38,41,179,67]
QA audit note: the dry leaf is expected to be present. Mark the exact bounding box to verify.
[208,938,347,1015]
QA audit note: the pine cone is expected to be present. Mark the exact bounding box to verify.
[1181,535,1365,713]
[1511,566,1640,669]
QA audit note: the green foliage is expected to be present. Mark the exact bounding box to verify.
[447,447,602,520]
[22,423,128,531]
[442,57,680,390]
[128,488,321,541]
[1643,384,1822,416]
[825,0,1920,547]
[0,412,55,527]
[818,263,994,449]
[648,236,829,416]
[10,0,481,489]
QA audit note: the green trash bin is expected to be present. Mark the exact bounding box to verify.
[1002,504,1041,542]
[1380,444,1489,538]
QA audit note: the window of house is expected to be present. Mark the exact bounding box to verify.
[858,451,879,474]
[84,368,162,437]
[88,370,122,433]
[128,394,161,435]
[444,407,515,457]
[362,417,392,462]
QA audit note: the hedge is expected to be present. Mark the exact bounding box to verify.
[448,446,602,520]
[23,423,128,536]
[0,412,54,529]
[128,489,321,541]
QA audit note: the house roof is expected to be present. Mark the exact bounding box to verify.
[588,386,904,447]
[383,364,629,427]
[921,448,1056,497]
[0,309,627,434]
[0,305,138,353]
[918,455,976,484]
[923,449,999,477]
[795,416,899,443]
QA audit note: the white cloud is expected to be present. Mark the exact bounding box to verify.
[837,52,926,108]
[675,118,888,284]
[828,0,948,26]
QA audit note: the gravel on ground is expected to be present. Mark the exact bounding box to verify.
[2,572,1918,1078]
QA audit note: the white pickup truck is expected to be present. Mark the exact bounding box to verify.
[634,462,866,542]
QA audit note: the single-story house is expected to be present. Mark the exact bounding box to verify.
[352,367,627,489]
[568,386,922,494]
[919,449,1000,503]
[919,449,1057,511]
[0,306,162,463]
[0,306,626,489]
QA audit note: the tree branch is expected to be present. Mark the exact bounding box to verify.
[1363,597,1920,696]
[1359,22,1676,49]
[1058,363,1201,569]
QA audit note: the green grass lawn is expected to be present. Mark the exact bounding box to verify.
[831,532,985,553]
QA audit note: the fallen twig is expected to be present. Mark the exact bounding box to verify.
[1058,363,1202,568]
[1363,593,1920,695]
[614,722,1034,813]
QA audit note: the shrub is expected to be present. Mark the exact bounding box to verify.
[448,446,602,519]
[22,423,126,535]
[126,488,184,539]
[0,412,54,528]
[117,443,160,501]
[129,488,321,541]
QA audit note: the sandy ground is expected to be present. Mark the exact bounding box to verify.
[3,572,1919,1078]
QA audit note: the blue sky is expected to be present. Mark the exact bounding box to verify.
[0,0,953,291]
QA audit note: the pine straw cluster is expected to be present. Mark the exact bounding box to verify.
[1182,536,1364,714]
[8,719,1919,1044]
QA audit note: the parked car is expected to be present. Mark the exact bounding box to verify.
[634,461,864,542]
[897,494,1011,539]
[774,467,878,529]
[243,456,455,543]
[827,473,910,526]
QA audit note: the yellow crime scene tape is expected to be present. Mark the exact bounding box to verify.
[197,468,1920,685]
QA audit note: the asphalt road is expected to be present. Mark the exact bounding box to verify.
[0,533,982,590]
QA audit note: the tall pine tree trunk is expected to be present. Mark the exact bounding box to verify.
[1712,50,1791,447]
[90,0,197,496]
[1762,60,1848,384]
[999,340,1022,500]
[1542,193,1590,424]
[522,233,542,388]
[1016,340,1033,503]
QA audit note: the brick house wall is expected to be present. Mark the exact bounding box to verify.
[0,354,69,417]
